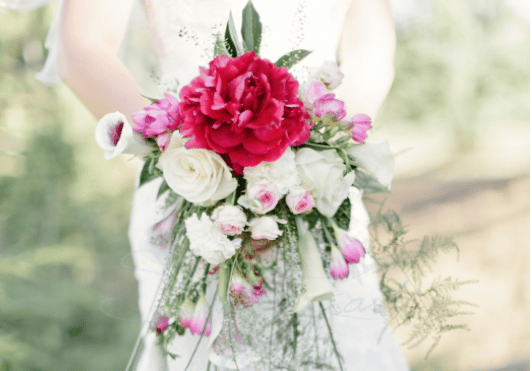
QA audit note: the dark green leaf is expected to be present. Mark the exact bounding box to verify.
[241,1,262,53]
[139,157,161,188]
[332,197,351,231]
[157,180,171,199]
[225,12,243,57]
[275,49,312,69]
[353,168,392,193]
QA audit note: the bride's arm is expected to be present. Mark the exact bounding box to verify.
[335,0,396,119]
[58,0,150,119]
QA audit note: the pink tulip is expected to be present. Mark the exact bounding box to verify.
[331,221,366,264]
[330,245,349,280]
[155,315,169,334]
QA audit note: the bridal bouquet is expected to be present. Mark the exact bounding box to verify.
[96,1,395,367]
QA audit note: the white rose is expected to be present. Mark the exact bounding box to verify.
[243,148,300,195]
[158,132,237,203]
[248,216,286,240]
[185,213,240,265]
[295,148,355,217]
[212,205,247,236]
[95,111,152,160]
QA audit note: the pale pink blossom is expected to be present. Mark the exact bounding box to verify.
[248,216,285,240]
[286,187,314,214]
[155,315,169,334]
[211,205,247,236]
[156,131,172,151]
[330,245,349,280]
[348,114,372,144]
[302,80,329,108]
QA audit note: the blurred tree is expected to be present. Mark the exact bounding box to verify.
[0,7,139,371]
[380,0,529,153]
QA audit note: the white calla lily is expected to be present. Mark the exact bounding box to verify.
[95,111,151,160]
[294,217,335,312]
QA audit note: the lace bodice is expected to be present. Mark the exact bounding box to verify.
[142,0,353,86]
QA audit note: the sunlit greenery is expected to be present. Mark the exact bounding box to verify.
[0,1,528,370]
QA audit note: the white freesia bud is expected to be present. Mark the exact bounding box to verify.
[294,217,335,312]
[347,140,395,190]
[95,111,152,160]
[212,205,247,236]
[247,216,286,240]
[158,132,237,203]
[295,148,355,217]
[311,61,345,90]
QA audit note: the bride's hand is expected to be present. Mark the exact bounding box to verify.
[59,0,150,120]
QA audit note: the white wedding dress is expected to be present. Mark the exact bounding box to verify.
[5,0,410,369]
[129,1,410,370]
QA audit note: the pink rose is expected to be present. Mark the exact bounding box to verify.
[286,187,314,214]
[348,114,372,144]
[132,93,181,142]
[212,205,247,236]
[239,181,280,214]
[179,51,311,174]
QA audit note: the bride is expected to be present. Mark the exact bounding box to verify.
[7,0,408,369]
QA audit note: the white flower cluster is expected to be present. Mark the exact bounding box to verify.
[185,213,241,265]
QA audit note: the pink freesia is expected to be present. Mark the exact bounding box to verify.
[348,114,372,144]
[189,292,212,336]
[303,80,329,108]
[313,94,346,122]
[156,132,172,151]
[155,315,169,334]
[133,93,181,139]
[331,222,366,264]
[330,245,349,280]
[286,187,314,214]
[179,51,310,174]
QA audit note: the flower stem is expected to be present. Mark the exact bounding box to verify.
[319,302,344,371]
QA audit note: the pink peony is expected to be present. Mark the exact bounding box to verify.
[348,114,372,144]
[132,93,181,144]
[179,51,311,174]
[155,315,169,334]
[330,245,349,280]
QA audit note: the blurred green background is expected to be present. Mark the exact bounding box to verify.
[0,1,528,370]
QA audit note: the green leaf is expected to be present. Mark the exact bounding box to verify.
[139,157,162,188]
[352,168,392,193]
[241,1,262,53]
[300,142,331,151]
[157,180,171,199]
[332,197,351,231]
[213,34,229,57]
[275,49,312,69]
[217,259,236,305]
[225,12,243,57]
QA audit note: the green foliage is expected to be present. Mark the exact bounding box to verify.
[370,206,477,358]
[241,1,262,53]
